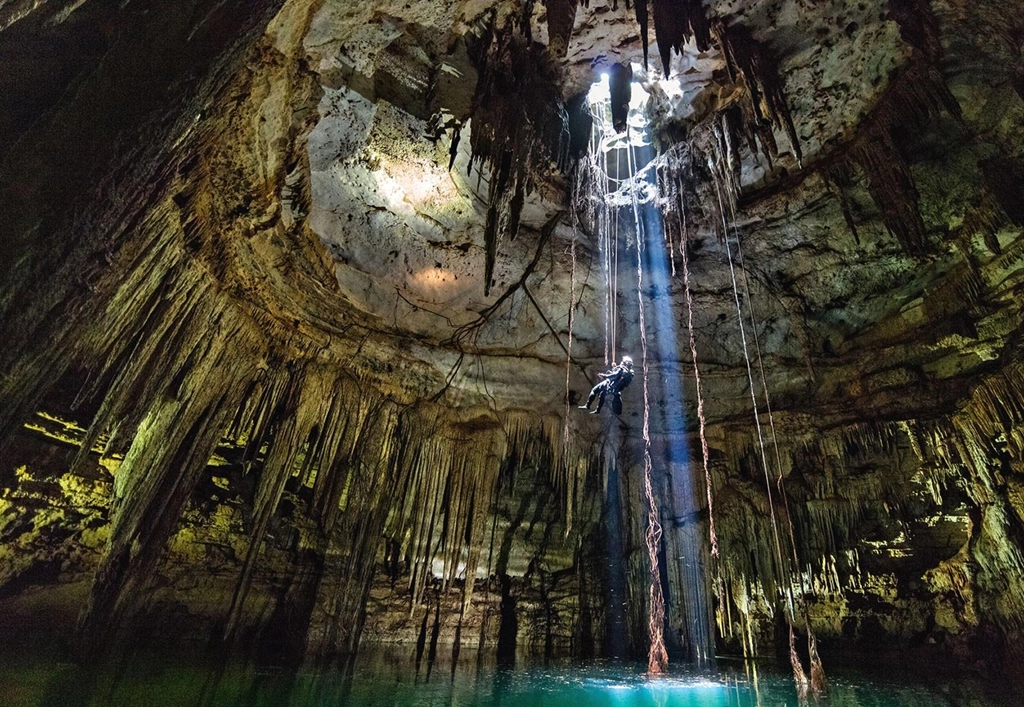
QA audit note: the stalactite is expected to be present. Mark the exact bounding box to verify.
[405,434,451,610]
[546,0,579,57]
[298,403,594,660]
[961,189,1010,256]
[846,60,961,255]
[651,0,712,77]
[851,125,929,255]
[34,226,595,657]
[713,21,802,165]
[823,162,861,245]
[889,0,944,61]
[466,15,566,296]
[0,0,285,456]
[504,409,591,521]
[614,0,712,75]
[608,62,633,133]
[634,0,649,70]
[447,122,462,172]
[521,0,535,41]
[308,383,381,532]
[706,412,981,664]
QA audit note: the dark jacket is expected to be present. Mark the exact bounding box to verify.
[601,365,633,393]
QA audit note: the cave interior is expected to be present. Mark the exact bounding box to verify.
[2,0,1024,702]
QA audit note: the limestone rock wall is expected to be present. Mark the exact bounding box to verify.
[0,409,609,661]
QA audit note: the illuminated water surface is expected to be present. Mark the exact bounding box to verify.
[0,646,1013,707]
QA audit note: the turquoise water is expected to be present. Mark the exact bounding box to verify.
[0,647,1011,706]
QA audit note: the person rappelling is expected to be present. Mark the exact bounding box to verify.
[579,356,634,414]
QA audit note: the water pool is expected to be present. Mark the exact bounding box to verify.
[0,647,1012,706]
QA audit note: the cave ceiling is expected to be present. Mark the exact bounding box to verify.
[2,0,1021,424]
[265,0,1019,422]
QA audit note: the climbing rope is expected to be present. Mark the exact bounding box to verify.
[627,139,670,675]
[730,203,829,697]
[678,186,719,558]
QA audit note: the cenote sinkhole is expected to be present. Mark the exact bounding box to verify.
[4,0,1024,704]
[0,648,1016,707]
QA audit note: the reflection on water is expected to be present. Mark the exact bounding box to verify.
[0,645,1009,707]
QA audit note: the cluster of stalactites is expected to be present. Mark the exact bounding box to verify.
[643,23,808,245]
[626,6,800,165]
[851,367,1024,646]
[909,364,1024,642]
[710,361,1024,662]
[710,420,918,648]
[713,20,803,167]
[264,401,595,659]
[465,12,565,296]
[820,0,961,257]
[655,49,963,261]
[647,19,804,170]
[472,2,803,280]
[0,185,597,655]
[645,0,973,261]
[841,61,961,256]
[631,0,712,76]
[651,109,745,246]
[548,0,709,69]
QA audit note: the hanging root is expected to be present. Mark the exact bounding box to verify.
[679,195,719,557]
[731,194,830,698]
[629,136,669,676]
[808,626,828,696]
[789,623,811,695]
[563,185,580,532]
